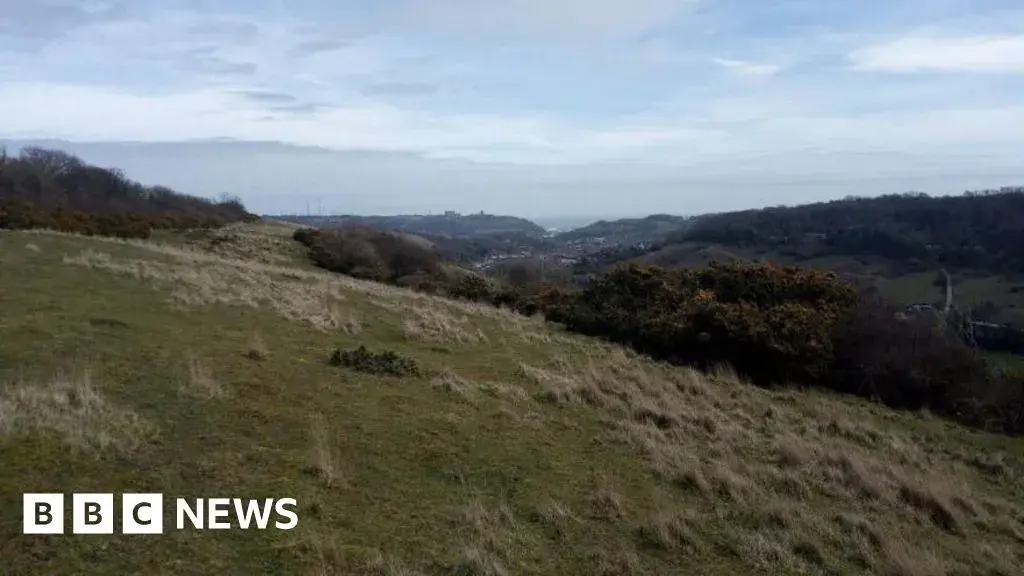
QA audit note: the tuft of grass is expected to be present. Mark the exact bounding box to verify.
[635,510,702,552]
[246,331,270,361]
[401,305,488,345]
[431,369,477,402]
[896,480,963,535]
[0,370,150,454]
[302,413,341,488]
[450,546,508,576]
[183,352,224,398]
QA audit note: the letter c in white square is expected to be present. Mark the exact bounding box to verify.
[122,494,164,534]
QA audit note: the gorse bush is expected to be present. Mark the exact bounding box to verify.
[556,262,857,386]
[329,345,421,377]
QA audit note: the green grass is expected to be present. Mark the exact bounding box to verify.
[2,227,1023,575]
[984,351,1024,373]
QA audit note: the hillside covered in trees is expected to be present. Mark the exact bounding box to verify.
[0,146,256,238]
[669,189,1024,275]
[553,213,695,246]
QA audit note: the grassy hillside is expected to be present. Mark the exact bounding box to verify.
[2,223,1023,575]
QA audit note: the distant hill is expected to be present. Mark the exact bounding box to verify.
[554,214,695,247]
[569,189,1024,327]
[276,212,547,239]
[673,189,1024,275]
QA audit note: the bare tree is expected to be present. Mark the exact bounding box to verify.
[19,146,84,179]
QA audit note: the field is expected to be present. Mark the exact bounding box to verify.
[1,223,1023,575]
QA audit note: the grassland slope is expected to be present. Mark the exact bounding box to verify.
[1,223,1023,576]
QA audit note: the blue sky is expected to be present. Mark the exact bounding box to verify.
[2,0,1024,217]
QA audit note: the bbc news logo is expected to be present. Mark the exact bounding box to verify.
[23,494,298,534]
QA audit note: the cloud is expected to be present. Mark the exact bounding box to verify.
[2,0,1024,217]
[180,48,259,77]
[713,57,782,77]
[235,90,299,104]
[290,39,351,56]
[361,81,439,96]
[849,34,1024,73]
[0,0,128,42]
[388,0,700,39]
[268,103,332,115]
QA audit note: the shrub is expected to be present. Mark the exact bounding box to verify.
[538,261,1022,435]
[328,345,421,377]
[549,261,857,387]
[447,273,497,302]
[829,295,991,410]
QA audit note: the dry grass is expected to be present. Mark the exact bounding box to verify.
[455,497,534,575]
[182,353,224,399]
[39,225,564,356]
[531,499,579,536]
[0,370,150,453]
[509,345,1024,575]
[294,532,424,576]
[450,546,508,576]
[635,509,702,552]
[183,220,311,266]
[62,247,366,332]
[303,413,341,488]
[246,331,270,361]
[52,226,551,343]
[362,552,424,576]
[431,370,478,402]
[431,370,530,408]
[401,305,488,345]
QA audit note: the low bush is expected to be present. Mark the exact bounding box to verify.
[328,345,421,377]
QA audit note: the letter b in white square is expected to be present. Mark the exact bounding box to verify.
[23,493,64,534]
[73,493,114,534]
[122,494,164,534]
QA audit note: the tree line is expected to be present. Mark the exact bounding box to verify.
[0,146,256,238]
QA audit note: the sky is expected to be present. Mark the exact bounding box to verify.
[1,0,1024,218]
